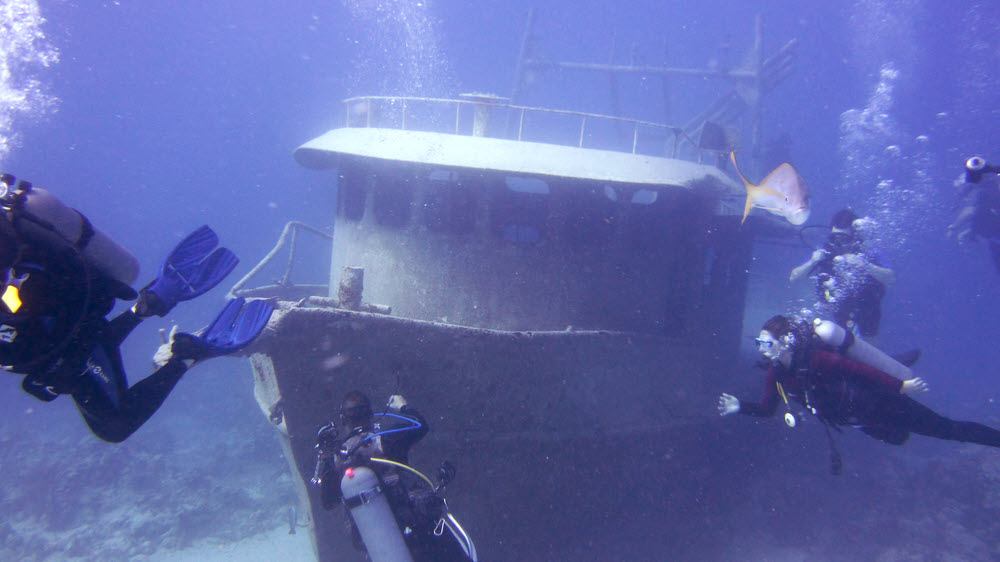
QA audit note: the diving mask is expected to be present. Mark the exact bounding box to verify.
[755,331,784,361]
[828,227,855,249]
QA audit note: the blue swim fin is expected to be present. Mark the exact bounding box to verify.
[171,297,274,362]
[137,226,239,317]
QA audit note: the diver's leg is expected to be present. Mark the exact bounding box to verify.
[859,423,909,445]
[854,392,909,444]
[899,396,1000,448]
[73,358,187,443]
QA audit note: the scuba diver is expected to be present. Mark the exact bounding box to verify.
[789,209,895,338]
[312,391,477,562]
[718,315,1000,474]
[0,173,273,443]
[947,156,1000,273]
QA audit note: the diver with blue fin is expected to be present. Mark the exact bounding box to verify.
[0,173,273,442]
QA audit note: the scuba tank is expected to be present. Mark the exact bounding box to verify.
[812,318,912,381]
[0,174,139,287]
[314,413,478,562]
[341,465,415,562]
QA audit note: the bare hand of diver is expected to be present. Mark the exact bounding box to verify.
[851,217,875,236]
[153,325,180,368]
[834,253,863,265]
[901,377,929,395]
[388,394,408,410]
[718,393,740,416]
[810,249,828,263]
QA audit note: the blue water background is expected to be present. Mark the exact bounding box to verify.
[2,0,1000,559]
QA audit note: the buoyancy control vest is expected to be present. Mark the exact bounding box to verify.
[775,317,911,425]
[0,174,139,386]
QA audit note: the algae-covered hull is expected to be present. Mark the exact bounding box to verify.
[247,301,722,561]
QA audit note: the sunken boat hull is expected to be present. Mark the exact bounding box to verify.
[237,29,795,553]
[242,148,753,558]
[250,304,739,560]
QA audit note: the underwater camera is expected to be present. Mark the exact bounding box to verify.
[964,156,1000,183]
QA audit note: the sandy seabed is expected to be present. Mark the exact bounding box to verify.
[146,526,314,562]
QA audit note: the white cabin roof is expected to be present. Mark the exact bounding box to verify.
[294,127,742,196]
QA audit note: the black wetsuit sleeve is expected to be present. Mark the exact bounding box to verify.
[398,404,429,445]
[738,369,780,417]
[319,458,343,510]
[381,405,429,464]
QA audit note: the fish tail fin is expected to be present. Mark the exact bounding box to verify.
[731,152,755,225]
[730,152,753,188]
[742,193,755,225]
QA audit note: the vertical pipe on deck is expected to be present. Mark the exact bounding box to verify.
[750,15,764,177]
[281,226,299,287]
[509,8,535,104]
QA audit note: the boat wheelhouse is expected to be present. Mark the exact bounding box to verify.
[236,14,797,560]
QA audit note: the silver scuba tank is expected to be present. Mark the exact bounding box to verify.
[341,465,414,562]
[812,318,912,381]
[1,177,139,286]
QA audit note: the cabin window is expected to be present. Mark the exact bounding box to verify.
[429,170,458,182]
[604,185,658,205]
[373,174,413,228]
[423,169,475,235]
[558,183,616,245]
[503,224,541,243]
[505,176,550,194]
[490,175,550,244]
[631,189,658,205]
[337,166,367,222]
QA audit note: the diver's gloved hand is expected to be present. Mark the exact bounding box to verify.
[387,394,408,410]
[154,297,274,367]
[901,377,929,395]
[134,226,239,317]
[718,393,740,416]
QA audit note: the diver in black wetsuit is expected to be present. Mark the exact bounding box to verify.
[314,391,475,562]
[789,209,895,337]
[0,174,272,443]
